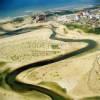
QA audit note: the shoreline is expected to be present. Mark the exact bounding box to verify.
[0,5,99,23]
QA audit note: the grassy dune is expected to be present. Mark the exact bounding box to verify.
[66,23,100,34]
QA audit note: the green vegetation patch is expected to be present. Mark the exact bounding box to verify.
[80,96,100,100]
[38,81,66,94]
[0,68,10,87]
[51,44,59,49]
[65,23,100,34]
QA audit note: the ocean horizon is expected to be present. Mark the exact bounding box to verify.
[0,0,100,19]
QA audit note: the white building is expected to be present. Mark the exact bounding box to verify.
[57,15,70,23]
[89,15,93,19]
[95,15,100,19]
[74,15,80,21]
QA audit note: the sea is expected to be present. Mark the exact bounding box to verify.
[0,0,100,19]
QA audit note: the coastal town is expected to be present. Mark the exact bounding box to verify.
[0,6,99,36]
[16,7,100,25]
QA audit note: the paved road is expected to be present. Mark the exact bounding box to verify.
[5,25,97,100]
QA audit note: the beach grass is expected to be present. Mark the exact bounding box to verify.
[65,23,100,34]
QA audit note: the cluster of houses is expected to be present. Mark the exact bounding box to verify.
[33,14,46,23]
[56,15,71,23]
[56,9,100,23]
[75,10,100,21]
[23,8,99,25]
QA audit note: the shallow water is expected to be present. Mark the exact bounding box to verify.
[0,0,100,18]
